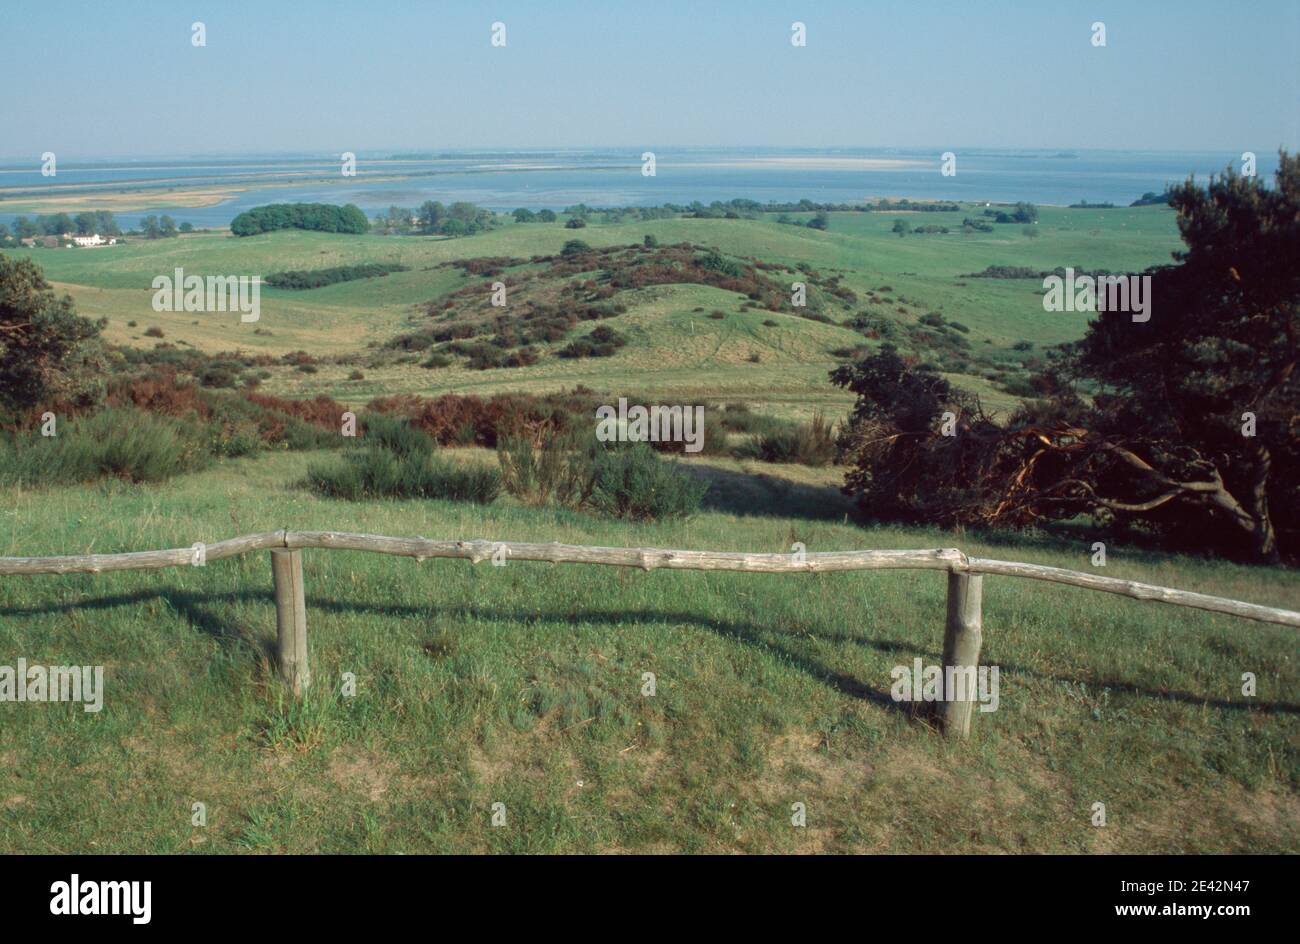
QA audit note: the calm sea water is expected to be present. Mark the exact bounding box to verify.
[0,148,1278,230]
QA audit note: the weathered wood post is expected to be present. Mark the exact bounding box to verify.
[270,549,310,695]
[938,571,983,739]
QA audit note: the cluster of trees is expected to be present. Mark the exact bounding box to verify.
[776,210,830,230]
[6,211,121,240]
[427,197,967,230]
[370,206,418,235]
[418,201,496,236]
[372,201,498,237]
[983,202,1038,224]
[870,199,961,213]
[511,208,558,223]
[138,215,184,239]
[506,198,958,227]
[892,220,950,236]
[230,203,369,237]
[834,153,1299,562]
[1,210,195,244]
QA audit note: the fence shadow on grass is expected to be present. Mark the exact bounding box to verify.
[306,596,904,710]
[5,587,1296,715]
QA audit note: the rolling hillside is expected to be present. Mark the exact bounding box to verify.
[11,205,1184,416]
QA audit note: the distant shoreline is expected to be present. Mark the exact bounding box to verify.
[0,149,1220,221]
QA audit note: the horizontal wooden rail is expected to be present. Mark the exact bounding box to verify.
[4,532,1295,737]
[2,531,1295,627]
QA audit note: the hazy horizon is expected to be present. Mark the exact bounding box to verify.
[0,145,1285,165]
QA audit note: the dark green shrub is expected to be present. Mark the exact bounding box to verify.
[587,444,707,520]
[360,413,433,460]
[0,408,208,485]
[264,262,407,289]
[198,362,241,388]
[697,250,743,278]
[555,324,626,359]
[307,413,498,503]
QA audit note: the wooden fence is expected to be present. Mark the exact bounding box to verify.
[2,531,1296,738]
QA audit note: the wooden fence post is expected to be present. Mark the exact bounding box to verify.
[270,549,310,696]
[938,571,983,739]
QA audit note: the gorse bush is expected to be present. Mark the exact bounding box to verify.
[497,429,710,519]
[587,444,708,521]
[361,413,433,460]
[0,408,209,485]
[497,424,597,507]
[306,414,500,503]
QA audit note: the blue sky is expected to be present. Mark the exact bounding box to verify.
[2,0,1296,158]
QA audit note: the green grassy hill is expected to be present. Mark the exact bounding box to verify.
[10,205,1184,416]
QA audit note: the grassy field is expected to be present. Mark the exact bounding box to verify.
[1,449,1295,853]
[4,201,1295,855]
[8,205,1184,416]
